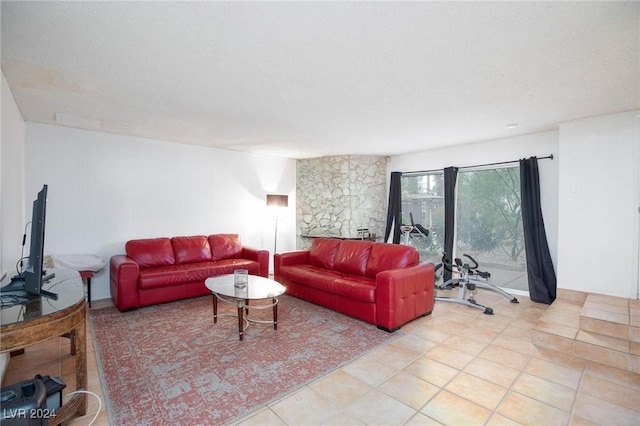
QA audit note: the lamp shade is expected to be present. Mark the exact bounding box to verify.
[266,194,288,207]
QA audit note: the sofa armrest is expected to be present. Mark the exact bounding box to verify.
[274,250,309,277]
[110,255,140,311]
[375,262,436,331]
[274,250,309,266]
[241,246,269,278]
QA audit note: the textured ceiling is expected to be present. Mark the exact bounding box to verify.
[2,1,638,159]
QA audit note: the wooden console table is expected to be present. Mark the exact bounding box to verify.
[1,269,87,423]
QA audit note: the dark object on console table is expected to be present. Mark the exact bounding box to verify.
[110,234,269,311]
[301,234,378,242]
[275,238,435,332]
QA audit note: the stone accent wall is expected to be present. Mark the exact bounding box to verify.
[296,155,387,249]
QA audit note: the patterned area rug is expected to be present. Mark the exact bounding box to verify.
[90,294,401,425]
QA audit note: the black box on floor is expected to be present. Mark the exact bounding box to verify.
[0,376,47,426]
[36,375,66,412]
[0,375,66,425]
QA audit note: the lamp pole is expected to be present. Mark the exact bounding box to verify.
[274,217,279,255]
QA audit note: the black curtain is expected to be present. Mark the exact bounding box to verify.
[384,172,402,244]
[520,157,556,304]
[443,167,458,282]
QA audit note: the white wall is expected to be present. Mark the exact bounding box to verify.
[388,131,560,271]
[24,123,297,301]
[558,111,640,299]
[1,71,26,279]
[10,109,640,301]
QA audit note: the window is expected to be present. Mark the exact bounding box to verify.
[401,166,528,292]
[456,167,527,292]
[401,173,444,264]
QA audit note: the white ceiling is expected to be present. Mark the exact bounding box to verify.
[2,1,638,159]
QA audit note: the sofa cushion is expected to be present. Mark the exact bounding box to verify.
[279,264,376,302]
[309,238,341,269]
[333,240,373,276]
[126,238,175,268]
[209,234,243,260]
[278,264,336,292]
[171,235,212,264]
[137,260,261,290]
[138,263,208,289]
[365,243,419,277]
[331,277,376,302]
[203,259,261,276]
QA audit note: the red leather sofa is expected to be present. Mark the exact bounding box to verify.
[274,238,435,332]
[110,234,268,311]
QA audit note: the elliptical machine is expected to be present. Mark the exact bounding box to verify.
[435,253,519,315]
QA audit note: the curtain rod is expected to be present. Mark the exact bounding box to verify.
[402,154,554,176]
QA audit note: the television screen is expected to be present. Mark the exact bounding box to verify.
[0,184,57,300]
[24,185,48,296]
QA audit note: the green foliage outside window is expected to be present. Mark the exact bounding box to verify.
[456,167,524,262]
[401,166,526,278]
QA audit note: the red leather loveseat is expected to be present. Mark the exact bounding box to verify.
[274,238,435,332]
[110,234,268,311]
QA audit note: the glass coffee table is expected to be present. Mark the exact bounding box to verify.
[205,274,286,341]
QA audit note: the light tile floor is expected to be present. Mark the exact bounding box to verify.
[3,290,640,425]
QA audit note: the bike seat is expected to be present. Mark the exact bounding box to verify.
[476,270,491,279]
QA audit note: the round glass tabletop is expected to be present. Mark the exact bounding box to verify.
[205,274,285,300]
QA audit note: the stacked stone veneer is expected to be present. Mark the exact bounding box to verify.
[296,155,387,249]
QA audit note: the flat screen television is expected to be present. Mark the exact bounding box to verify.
[1,184,57,300]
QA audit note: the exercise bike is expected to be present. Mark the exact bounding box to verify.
[400,213,429,245]
[435,253,519,315]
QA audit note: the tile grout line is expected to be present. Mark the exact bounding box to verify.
[566,356,590,425]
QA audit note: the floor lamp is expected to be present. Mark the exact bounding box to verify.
[266,194,288,254]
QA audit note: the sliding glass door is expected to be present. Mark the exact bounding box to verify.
[401,166,528,292]
[456,167,528,292]
[400,173,444,265]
